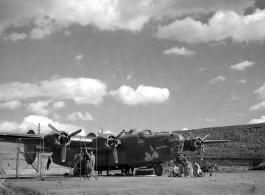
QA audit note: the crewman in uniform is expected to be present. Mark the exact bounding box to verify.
[45,156,51,170]
[84,150,92,179]
[175,153,187,177]
[88,151,95,172]
[194,162,203,177]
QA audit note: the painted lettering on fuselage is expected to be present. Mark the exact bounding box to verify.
[155,145,167,150]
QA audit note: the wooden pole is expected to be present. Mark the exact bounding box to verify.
[16,140,20,179]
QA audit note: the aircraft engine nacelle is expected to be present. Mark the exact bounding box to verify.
[45,131,71,149]
[185,137,203,151]
[24,130,37,164]
[88,137,113,152]
[93,137,113,152]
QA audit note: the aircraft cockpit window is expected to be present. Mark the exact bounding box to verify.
[128,129,138,134]
[140,130,152,135]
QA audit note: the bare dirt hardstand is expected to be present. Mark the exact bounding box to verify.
[1,171,265,195]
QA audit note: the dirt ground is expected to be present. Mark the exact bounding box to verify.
[0,171,265,195]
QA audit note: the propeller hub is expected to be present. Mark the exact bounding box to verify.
[48,123,82,162]
[98,128,125,163]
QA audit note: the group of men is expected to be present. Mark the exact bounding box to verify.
[83,150,95,179]
[174,153,187,177]
[170,153,203,177]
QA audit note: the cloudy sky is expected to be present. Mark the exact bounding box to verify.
[1,0,265,136]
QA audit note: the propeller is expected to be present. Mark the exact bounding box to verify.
[69,129,82,138]
[61,139,67,162]
[48,123,81,162]
[186,131,229,160]
[198,134,209,160]
[186,131,210,161]
[48,124,61,135]
[112,147,118,163]
[98,129,125,163]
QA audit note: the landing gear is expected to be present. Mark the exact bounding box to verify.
[121,168,130,176]
[154,164,163,176]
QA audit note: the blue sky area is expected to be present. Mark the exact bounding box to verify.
[1,0,265,136]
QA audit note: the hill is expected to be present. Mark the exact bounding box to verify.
[173,122,265,166]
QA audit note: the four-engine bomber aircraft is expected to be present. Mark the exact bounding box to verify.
[0,124,229,176]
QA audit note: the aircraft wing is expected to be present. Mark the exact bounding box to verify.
[204,140,230,144]
[0,133,43,144]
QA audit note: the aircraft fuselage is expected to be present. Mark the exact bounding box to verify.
[51,130,185,171]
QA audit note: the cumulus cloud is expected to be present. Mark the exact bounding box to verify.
[254,83,265,99]
[209,75,226,83]
[156,9,265,43]
[3,33,27,42]
[249,116,265,124]
[237,79,247,84]
[230,61,255,71]
[0,0,254,40]
[232,96,240,101]
[162,47,196,56]
[110,85,170,105]
[67,112,94,121]
[0,100,21,110]
[0,82,43,102]
[52,101,66,110]
[205,118,217,122]
[26,101,66,116]
[250,100,265,111]
[26,101,51,116]
[0,77,107,105]
[0,121,18,132]
[0,115,86,135]
[249,84,265,113]
[64,31,72,36]
[236,113,246,117]
[75,54,83,60]
[126,72,132,80]
[198,118,217,122]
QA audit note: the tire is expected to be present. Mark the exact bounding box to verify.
[135,169,154,175]
[154,164,163,176]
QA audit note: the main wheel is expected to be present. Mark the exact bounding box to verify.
[154,164,163,176]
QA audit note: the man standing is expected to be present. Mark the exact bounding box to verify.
[88,151,95,172]
[194,162,203,177]
[45,156,51,170]
[85,150,92,178]
[175,153,186,177]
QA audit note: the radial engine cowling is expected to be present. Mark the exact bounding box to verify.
[94,136,113,152]
[24,130,37,164]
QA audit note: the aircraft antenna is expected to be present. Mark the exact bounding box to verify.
[96,132,98,173]
[80,136,82,178]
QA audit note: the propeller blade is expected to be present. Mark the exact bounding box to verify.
[69,129,82,138]
[98,132,109,140]
[61,144,67,162]
[204,140,230,144]
[202,134,210,141]
[116,129,125,139]
[48,124,61,135]
[113,147,118,163]
[200,146,204,161]
[180,145,184,154]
